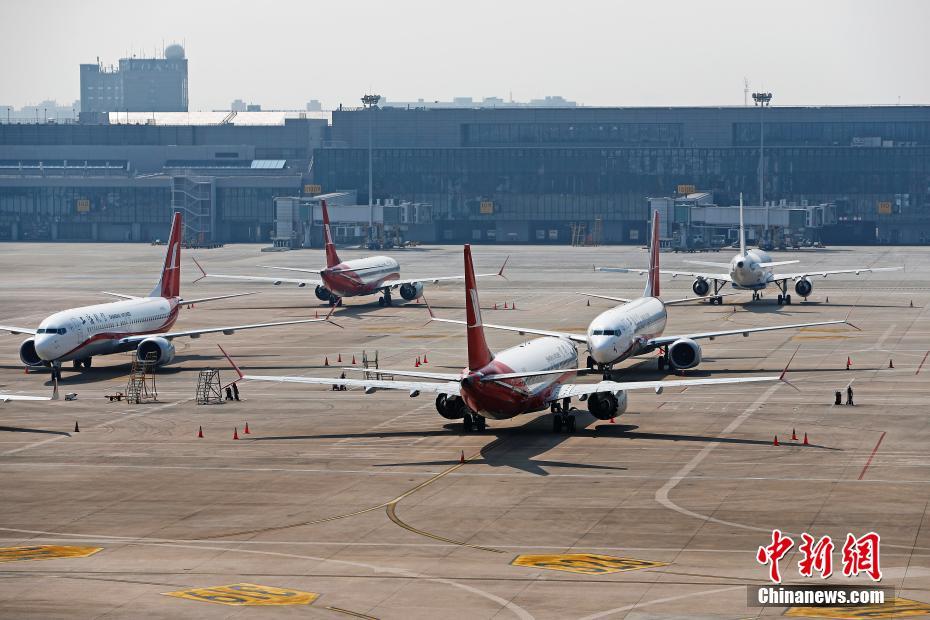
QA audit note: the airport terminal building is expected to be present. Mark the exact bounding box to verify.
[0,105,927,244]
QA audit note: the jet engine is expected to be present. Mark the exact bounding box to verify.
[586,391,629,420]
[692,278,710,297]
[315,285,332,301]
[136,337,176,366]
[19,338,42,366]
[399,282,424,301]
[794,278,813,298]
[435,394,467,420]
[668,337,702,370]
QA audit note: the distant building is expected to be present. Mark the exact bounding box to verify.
[230,99,247,112]
[80,44,188,114]
[306,99,322,112]
[378,95,577,109]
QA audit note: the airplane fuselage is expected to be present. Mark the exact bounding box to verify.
[587,296,667,366]
[31,297,178,364]
[728,249,774,290]
[321,256,400,297]
[460,336,578,420]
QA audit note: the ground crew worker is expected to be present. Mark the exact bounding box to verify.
[232,382,240,401]
[225,386,233,400]
[846,384,854,406]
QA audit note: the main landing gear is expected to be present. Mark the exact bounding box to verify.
[51,362,62,382]
[72,358,92,369]
[378,290,393,307]
[775,281,792,305]
[462,412,486,433]
[551,397,577,433]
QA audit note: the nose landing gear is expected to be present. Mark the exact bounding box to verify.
[462,412,486,433]
[551,398,577,433]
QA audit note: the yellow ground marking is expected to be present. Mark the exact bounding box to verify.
[511,553,669,575]
[0,545,102,563]
[785,596,930,619]
[162,583,318,606]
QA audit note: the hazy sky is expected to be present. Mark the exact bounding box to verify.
[2,0,928,110]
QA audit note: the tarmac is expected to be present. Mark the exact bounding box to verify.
[0,241,927,619]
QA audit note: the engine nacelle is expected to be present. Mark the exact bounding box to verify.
[399,282,424,301]
[19,338,43,366]
[315,285,332,301]
[794,278,813,297]
[435,394,467,420]
[668,337,702,370]
[692,278,710,297]
[136,337,176,366]
[586,391,629,420]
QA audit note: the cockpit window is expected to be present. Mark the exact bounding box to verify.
[592,329,621,336]
[38,328,66,335]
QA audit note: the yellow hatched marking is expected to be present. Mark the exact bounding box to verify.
[162,583,318,606]
[511,553,668,575]
[0,545,102,563]
[785,596,930,619]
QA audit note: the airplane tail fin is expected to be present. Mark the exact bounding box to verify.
[464,244,494,371]
[643,209,660,298]
[739,192,746,256]
[321,200,341,268]
[150,211,182,298]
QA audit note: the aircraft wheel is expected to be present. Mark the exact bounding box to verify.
[552,415,562,433]
[378,297,385,307]
[476,415,486,431]
[567,416,576,433]
[83,358,92,369]
[72,360,81,369]
[658,357,666,371]
[786,294,792,305]
[716,296,724,304]
[777,295,784,305]
[463,415,474,433]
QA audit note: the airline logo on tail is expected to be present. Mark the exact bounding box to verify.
[463,244,493,370]
[321,200,341,268]
[153,211,182,298]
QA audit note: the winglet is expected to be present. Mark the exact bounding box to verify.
[497,255,510,279]
[779,345,801,391]
[192,257,207,283]
[217,344,244,381]
[423,294,437,325]
[843,308,861,331]
[323,304,344,329]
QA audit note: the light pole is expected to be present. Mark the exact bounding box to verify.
[361,93,381,245]
[752,91,772,245]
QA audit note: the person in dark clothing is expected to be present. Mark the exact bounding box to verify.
[232,382,240,401]
[225,386,233,401]
[846,385,854,406]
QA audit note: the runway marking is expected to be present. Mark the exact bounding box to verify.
[858,431,887,481]
[784,596,930,618]
[916,351,930,375]
[577,585,742,620]
[0,544,101,563]
[162,583,318,606]
[510,553,667,575]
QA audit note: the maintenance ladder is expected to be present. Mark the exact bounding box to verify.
[195,369,224,405]
[126,352,158,404]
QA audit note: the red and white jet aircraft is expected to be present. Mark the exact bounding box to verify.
[0,212,336,380]
[194,200,507,307]
[220,245,784,434]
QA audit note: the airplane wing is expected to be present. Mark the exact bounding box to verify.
[771,266,902,281]
[118,308,338,345]
[178,291,258,305]
[343,368,462,381]
[597,266,733,282]
[684,260,733,268]
[220,346,460,395]
[576,292,634,304]
[192,258,323,288]
[427,313,588,344]
[0,324,37,336]
[550,374,781,400]
[101,291,141,300]
[577,292,735,305]
[647,319,848,348]
[0,393,51,402]
[390,256,509,287]
[758,260,800,268]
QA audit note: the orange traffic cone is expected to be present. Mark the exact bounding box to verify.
[352,354,357,364]
[244,422,250,434]
[422,353,428,364]
[23,367,28,374]
[197,425,203,438]
[337,353,342,363]
[846,356,852,370]
[587,299,590,306]
[773,435,779,446]
[233,427,239,440]
[315,310,319,319]
[609,416,615,424]
[889,359,894,369]
[512,302,516,310]
[792,428,798,441]
[415,357,421,367]
[803,433,809,446]
[324,356,329,366]
[460,450,465,464]
[504,301,509,309]
[493,303,498,310]
[74,421,80,433]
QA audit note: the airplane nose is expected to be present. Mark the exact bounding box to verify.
[33,335,56,361]
[589,338,615,363]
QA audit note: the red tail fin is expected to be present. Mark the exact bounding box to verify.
[321,200,341,268]
[464,244,493,371]
[151,212,182,298]
[643,209,660,298]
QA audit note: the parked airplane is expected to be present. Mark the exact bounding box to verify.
[437,211,848,376]
[601,194,899,305]
[0,212,336,380]
[219,244,784,434]
[194,200,508,307]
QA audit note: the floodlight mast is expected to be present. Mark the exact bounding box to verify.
[361,94,381,244]
[752,91,772,243]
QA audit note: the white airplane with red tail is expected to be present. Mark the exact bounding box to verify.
[0,212,337,380]
[444,210,848,377]
[194,200,507,307]
[219,245,787,434]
